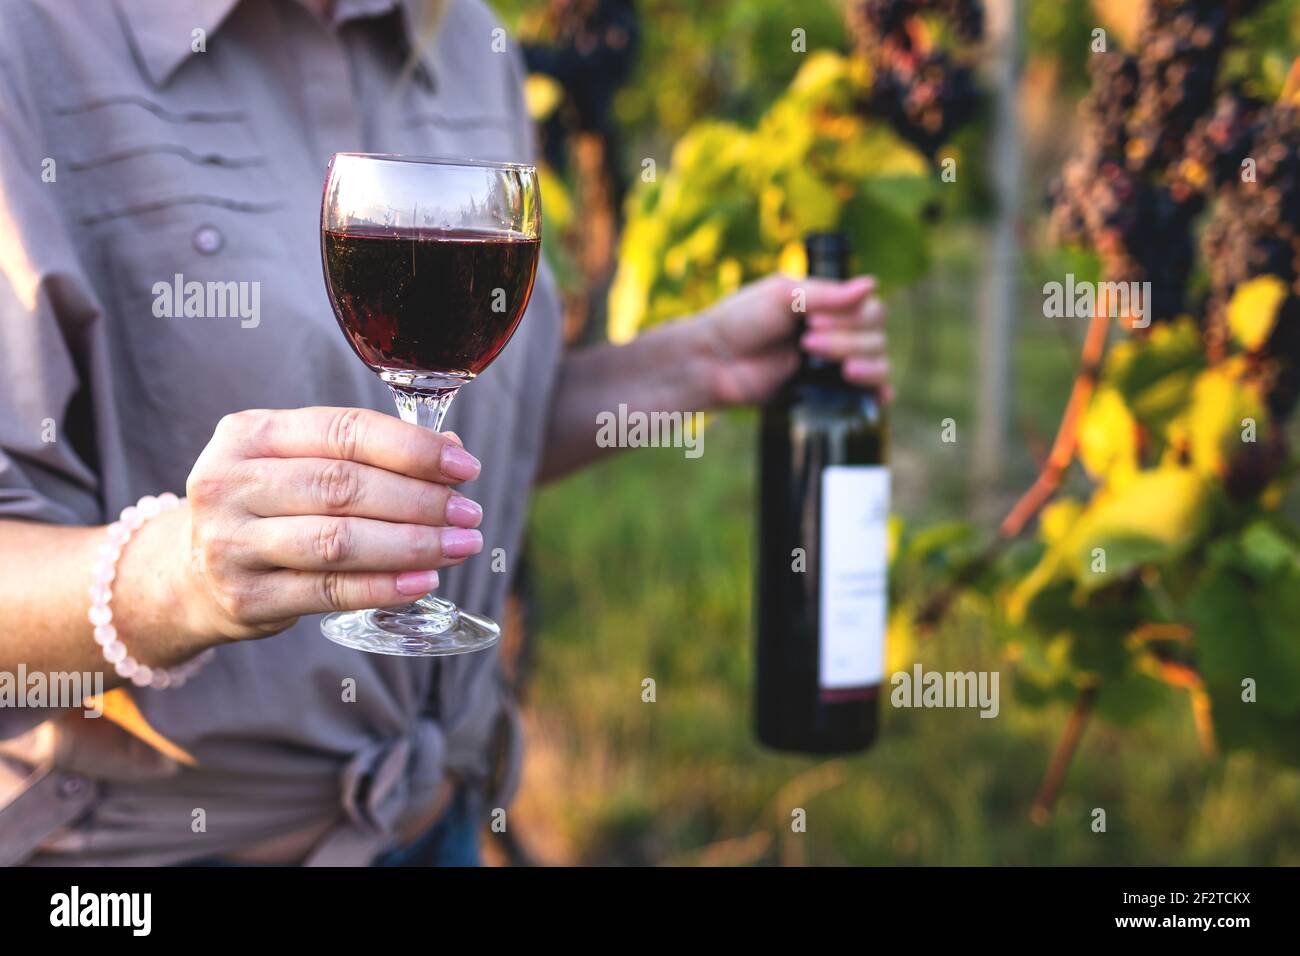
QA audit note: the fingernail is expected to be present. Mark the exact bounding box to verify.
[445,496,483,527]
[442,528,483,558]
[844,357,877,380]
[864,300,886,323]
[395,569,439,595]
[441,444,481,481]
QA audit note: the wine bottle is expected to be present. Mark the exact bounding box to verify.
[754,231,889,754]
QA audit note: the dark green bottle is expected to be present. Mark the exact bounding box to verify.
[754,232,889,754]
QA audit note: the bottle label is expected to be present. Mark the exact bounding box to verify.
[818,465,889,695]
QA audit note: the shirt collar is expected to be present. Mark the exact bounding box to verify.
[114,0,434,88]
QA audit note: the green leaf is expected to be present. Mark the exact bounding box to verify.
[1238,521,1298,579]
[1105,318,1204,410]
[1093,672,1171,723]
[840,190,928,289]
[1187,564,1300,715]
[1203,680,1300,764]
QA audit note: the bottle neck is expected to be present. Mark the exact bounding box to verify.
[800,264,844,381]
[795,233,861,388]
[798,342,835,376]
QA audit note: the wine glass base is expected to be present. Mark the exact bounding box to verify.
[320,603,500,657]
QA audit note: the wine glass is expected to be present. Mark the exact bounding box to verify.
[319,153,540,656]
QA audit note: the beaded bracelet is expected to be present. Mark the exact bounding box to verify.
[87,493,215,690]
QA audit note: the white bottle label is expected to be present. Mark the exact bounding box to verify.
[818,465,889,691]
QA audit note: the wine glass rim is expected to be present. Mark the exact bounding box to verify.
[330,152,536,173]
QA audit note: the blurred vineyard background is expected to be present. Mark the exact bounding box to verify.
[484,0,1300,865]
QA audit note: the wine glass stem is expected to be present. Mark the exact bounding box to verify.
[388,383,462,615]
[389,383,460,431]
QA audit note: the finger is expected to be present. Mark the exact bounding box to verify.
[800,328,888,361]
[220,407,481,484]
[240,515,483,572]
[232,458,482,528]
[843,356,891,389]
[794,275,876,313]
[243,567,445,620]
[806,296,886,330]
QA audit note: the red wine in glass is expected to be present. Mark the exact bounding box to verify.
[319,153,541,657]
[323,226,540,378]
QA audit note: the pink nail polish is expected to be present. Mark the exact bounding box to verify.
[845,357,875,379]
[395,569,439,595]
[446,496,483,527]
[442,528,483,558]
[441,444,481,481]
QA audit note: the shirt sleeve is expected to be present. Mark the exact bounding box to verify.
[0,37,105,527]
[0,34,107,741]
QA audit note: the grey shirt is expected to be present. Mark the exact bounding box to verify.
[0,0,563,864]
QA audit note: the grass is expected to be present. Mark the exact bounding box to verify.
[507,228,1300,866]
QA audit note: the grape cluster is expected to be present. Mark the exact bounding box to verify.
[522,0,639,208]
[1202,103,1300,417]
[1049,0,1300,498]
[1047,1,1268,327]
[849,0,984,159]
[1123,0,1246,175]
[1049,53,1196,323]
[1167,90,1264,203]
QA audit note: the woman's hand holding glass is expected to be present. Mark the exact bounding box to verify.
[175,406,484,642]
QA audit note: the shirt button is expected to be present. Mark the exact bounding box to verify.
[192,225,224,255]
[58,775,89,799]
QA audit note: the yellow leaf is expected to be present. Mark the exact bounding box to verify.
[1183,361,1269,476]
[524,74,564,122]
[1078,386,1139,486]
[777,240,806,278]
[886,607,914,676]
[537,164,573,232]
[1228,275,1288,352]
[1040,498,1084,546]
[1066,466,1212,583]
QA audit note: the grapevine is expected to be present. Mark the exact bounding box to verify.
[909,0,1300,812]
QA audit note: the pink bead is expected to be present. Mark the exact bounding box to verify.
[90,492,211,693]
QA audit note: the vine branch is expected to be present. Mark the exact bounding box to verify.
[1030,683,1099,824]
[917,308,1111,631]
